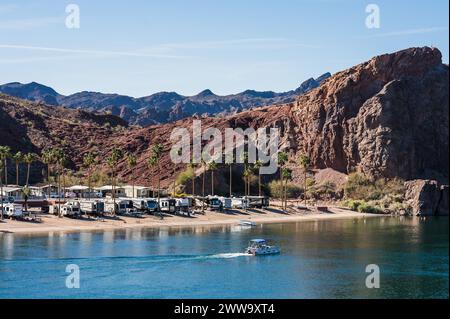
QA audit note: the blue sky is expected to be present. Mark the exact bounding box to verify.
[0,0,448,97]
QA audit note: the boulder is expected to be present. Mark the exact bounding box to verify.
[404,180,448,216]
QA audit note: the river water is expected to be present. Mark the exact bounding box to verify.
[0,216,448,298]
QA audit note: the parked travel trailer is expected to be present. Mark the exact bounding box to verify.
[130,198,148,212]
[245,196,270,209]
[218,197,232,210]
[2,203,24,219]
[231,197,249,209]
[49,201,81,218]
[79,200,105,216]
[104,199,142,216]
[145,198,159,214]
[175,198,191,214]
[159,198,176,213]
[208,197,224,211]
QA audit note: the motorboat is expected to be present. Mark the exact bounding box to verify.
[238,220,257,227]
[245,239,280,256]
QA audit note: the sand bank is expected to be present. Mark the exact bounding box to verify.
[0,205,378,235]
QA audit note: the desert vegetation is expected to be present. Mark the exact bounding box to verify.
[342,173,411,215]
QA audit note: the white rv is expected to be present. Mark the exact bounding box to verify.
[160,198,176,213]
[218,197,232,210]
[175,198,192,215]
[245,196,270,209]
[104,199,142,217]
[79,200,105,216]
[231,197,249,209]
[207,197,223,211]
[2,203,24,219]
[49,201,81,218]
[130,198,148,212]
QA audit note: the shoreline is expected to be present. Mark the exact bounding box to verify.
[0,206,379,235]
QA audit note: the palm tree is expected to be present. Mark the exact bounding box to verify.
[23,153,37,187]
[298,154,311,206]
[83,152,97,200]
[21,186,31,213]
[107,148,124,215]
[147,155,158,210]
[0,146,11,186]
[151,144,163,203]
[243,168,252,197]
[241,151,249,196]
[53,149,67,217]
[208,161,218,196]
[41,149,54,191]
[227,157,233,198]
[277,152,288,207]
[188,161,197,196]
[254,160,263,196]
[282,168,292,211]
[127,153,137,198]
[200,158,207,213]
[0,160,4,220]
[12,152,24,186]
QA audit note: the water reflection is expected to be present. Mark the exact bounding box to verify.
[0,216,448,299]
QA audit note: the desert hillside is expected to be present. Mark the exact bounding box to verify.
[0,47,448,189]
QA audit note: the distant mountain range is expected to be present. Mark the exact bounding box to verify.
[0,73,331,126]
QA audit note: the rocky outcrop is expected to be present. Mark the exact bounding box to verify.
[291,47,449,180]
[0,94,127,184]
[404,180,449,216]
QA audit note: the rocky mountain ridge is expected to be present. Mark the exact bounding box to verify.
[0,73,331,127]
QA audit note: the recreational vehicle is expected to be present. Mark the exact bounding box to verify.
[159,198,176,214]
[104,199,142,217]
[79,200,105,216]
[231,197,249,209]
[208,197,223,211]
[2,203,24,219]
[130,198,148,213]
[245,196,270,209]
[175,198,191,215]
[49,201,81,218]
[145,198,159,214]
[218,197,232,210]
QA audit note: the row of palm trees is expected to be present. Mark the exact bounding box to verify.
[1,142,312,218]
[0,146,39,187]
[1,146,57,219]
[181,150,311,212]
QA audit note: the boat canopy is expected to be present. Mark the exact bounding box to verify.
[250,239,266,243]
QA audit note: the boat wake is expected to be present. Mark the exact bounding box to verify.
[5,252,252,264]
[207,253,251,259]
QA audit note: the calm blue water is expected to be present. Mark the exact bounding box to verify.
[0,216,448,299]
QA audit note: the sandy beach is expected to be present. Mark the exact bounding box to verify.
[0,205,376,235]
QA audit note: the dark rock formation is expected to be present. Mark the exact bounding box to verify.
[291,47,449,180]
[404,180,449,216]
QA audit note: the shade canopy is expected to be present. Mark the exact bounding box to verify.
[250,239,266,243]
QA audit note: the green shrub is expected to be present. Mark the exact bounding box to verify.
[268,180,302,199]
[357,201,384,214]
[176,168,194,186]
[343,199,365,211]
[344,173,376,200]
